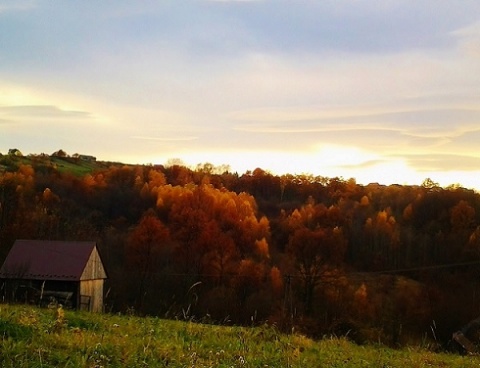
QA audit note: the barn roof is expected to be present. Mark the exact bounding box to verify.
[0,240,106,281]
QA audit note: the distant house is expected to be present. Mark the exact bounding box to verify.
[0,240,107,312]
[79,154,97,162]
[72,153,97,162]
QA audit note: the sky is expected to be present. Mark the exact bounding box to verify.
[1,1,480,190]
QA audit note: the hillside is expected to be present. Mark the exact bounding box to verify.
[0,151,116,176]
[1,151,480,348]
[1,304,478,367]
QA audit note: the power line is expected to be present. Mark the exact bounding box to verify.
[13,242,480,279]
[367,260,480,274]
[120,259,480,279]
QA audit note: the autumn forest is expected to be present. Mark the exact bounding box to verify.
[1,152,480,347]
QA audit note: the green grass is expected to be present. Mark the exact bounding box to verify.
[0,154,112,176]
[49,157,102,176]
[0,304,479,367]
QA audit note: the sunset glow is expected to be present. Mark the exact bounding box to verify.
[1,1,480,190]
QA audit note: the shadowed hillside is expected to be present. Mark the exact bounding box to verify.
[1,150,480,348]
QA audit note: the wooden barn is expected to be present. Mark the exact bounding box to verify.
[0,240,107,312]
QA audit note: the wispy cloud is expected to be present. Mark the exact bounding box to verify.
[232,107,480,138]
[452,21,480,58]
[131,136,198,142]
[0,105,92,120]
[394,153,480,172]
[338,159,389,170]
[204,0,261,2]
[0,0,36,14]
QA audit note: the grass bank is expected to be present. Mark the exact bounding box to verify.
[0,304,478,367]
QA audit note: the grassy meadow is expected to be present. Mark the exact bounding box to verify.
[1,304,479,367]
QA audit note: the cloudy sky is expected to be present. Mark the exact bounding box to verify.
[1,1,480,189]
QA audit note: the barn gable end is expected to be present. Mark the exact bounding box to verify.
[80,246,107,281]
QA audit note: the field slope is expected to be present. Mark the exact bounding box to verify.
[0,304,478,368]
[0,154,115,176]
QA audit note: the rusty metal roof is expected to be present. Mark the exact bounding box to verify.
[0,240,101,281]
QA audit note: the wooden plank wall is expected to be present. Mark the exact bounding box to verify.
[79,279,104,312]
[81,247,107,281]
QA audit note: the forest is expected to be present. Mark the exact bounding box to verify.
[1,151,480,348]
